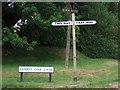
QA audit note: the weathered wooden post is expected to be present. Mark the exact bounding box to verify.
[72,12,77,81]
[62,3,72,68]
[65,15,71,68]
[71,2,78,81]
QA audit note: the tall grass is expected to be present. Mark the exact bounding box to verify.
[2,47,119,88]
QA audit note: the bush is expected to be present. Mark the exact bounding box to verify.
[78,33,118,59]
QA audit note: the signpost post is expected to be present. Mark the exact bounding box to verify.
[65,15,71,68]
[72,12,77,81]
[62,3,72,68]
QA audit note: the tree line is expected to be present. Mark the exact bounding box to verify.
[2,2,119,59]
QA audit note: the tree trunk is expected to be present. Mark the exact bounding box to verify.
[65,15,71,68]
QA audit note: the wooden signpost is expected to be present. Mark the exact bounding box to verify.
[65,15,71,68]
[52,14,96,81]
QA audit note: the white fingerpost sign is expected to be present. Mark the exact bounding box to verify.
[51,20,96,26]
[19,66,54,82]
[19,66,54,73]
[52,21,72,26]
[75,20,96,25]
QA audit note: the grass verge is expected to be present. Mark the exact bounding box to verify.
[2,47,119,88]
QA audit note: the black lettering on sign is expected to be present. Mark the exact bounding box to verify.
[55,22,62,24]
[43,68,52,71]
[89,22,93,23]
[76,22,80,24]
[34,68,41,71]
[63,22,68,24]
[20,68,32,71]
[86,22,93,23]
[77,21,84,23]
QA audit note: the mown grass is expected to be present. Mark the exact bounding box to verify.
[2,47,119,88]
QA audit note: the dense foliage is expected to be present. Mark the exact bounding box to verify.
[2,2,118,59]
[77,3,118,59]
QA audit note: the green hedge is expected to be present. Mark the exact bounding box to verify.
[78,31,118,59]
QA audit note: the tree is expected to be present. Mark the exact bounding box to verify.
[2,2,118,59]
[2,2,38,52]
[77,2,118,59]
[2,2,68,51]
